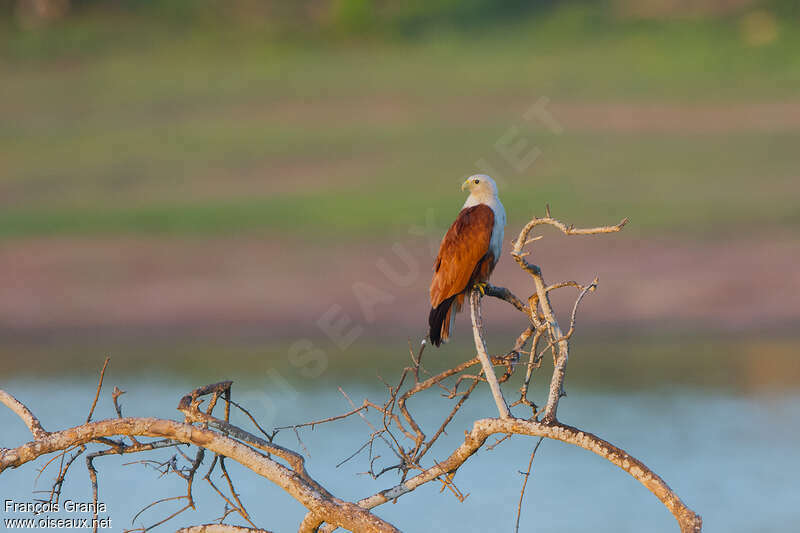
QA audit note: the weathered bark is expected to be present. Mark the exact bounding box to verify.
[1,212,702,533]
[0,415,398,533]
[350,418,700,533]
[469,289,511,419]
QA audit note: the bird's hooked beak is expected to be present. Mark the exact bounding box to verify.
[461,179,470,192]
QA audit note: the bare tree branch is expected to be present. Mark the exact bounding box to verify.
[510,213,627,423]
[353,417,700,533]
[0,210,702,533]
[176,526,272,533]
[515,437,544,533]
[469,289,511,419]
[0,389,48,440]
[86,356,111,424]
[0,413,399,533]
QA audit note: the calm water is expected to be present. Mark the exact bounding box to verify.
[1,378,798,533]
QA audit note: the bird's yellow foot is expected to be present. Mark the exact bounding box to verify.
[474,282,488,296]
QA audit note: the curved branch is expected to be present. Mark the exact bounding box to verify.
[523,259,568,423]
[179,407,309,481]
[0,416,398,533]
[510,214,626,423]
[2,211,700,533]
[298,512,325,533]
[513,215,628,247]
[0,390,48,440]
[484,284,529,315]
[356,417,701,533]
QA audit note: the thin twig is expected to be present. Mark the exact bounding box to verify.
[274,402,368,431]
[86,357,111,424]
[515,437,544,532]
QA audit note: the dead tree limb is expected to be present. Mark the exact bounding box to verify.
[0,210,702,533]
[510,213,627,422]
[349,418,700,533]
[0,389,48,440]
[176,526,272,533]
[0,413,399,533]
[469,289,511,419]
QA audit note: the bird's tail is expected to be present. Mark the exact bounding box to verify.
[428,294,464,347]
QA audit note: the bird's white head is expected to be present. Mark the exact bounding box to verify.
[461,174,498,201]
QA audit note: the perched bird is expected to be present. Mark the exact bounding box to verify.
[428,175,505,346]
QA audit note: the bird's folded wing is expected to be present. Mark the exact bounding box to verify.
[430,204,494,308]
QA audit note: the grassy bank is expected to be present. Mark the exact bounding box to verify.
[3,331,798,393]
[1,2,799,240]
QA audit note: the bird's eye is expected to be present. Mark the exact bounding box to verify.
[474,179,480,184]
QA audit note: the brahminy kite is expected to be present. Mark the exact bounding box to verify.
[428,175,505,346]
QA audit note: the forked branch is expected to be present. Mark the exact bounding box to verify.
[0,210,702,533]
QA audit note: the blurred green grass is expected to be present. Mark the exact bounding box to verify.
[1,2,799,239]
[3,332,798,393]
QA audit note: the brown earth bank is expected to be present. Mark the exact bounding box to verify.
[166,98,800,134]
[1,233,798,341]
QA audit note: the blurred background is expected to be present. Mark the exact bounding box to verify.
[1,1,799,531]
